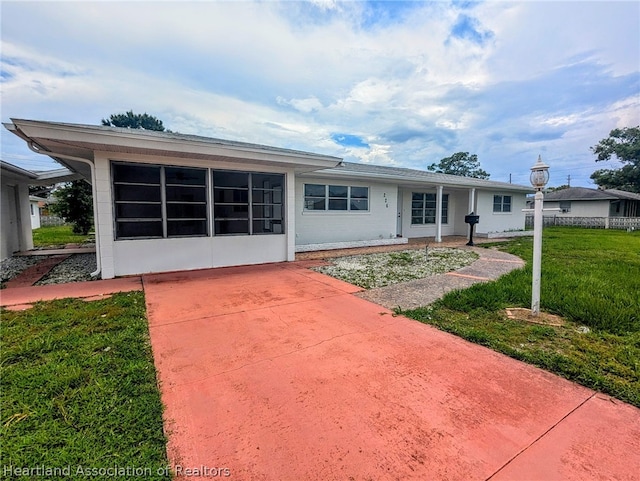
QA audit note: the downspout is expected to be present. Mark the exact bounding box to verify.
[26,141,102,278]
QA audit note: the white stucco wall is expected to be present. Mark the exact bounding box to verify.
[1,185,19,259]
[474,191,527,234]
[294,178,398,245]
[93,152,294,278]
[544,200,610,217]
[1,182,33,259]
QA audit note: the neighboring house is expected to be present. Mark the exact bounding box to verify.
[1,160,80,259]
[29,195,43,229]
[543,187,640,218]
[4,119,532,278]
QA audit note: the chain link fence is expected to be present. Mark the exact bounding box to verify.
[525,215,640,230]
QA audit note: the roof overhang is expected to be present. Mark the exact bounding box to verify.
[1,160,81,186]
[300,166,533,193]
[4,119,342,176]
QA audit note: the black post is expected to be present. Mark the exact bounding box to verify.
[467,223,475,246]
[464,213,479,246]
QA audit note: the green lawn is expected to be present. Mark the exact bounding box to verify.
[401,227,640,407]
[1,292,171,479]
[32,225,93,248]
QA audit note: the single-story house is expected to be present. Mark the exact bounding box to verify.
[29,195,43,229]
[1,159,80,259]
[543,187,640,218]
[4,119,532,278]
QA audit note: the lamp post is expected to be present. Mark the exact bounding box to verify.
[530,155,550,316]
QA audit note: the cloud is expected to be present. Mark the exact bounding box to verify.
[1,0,638,188]
[276,96,323,113]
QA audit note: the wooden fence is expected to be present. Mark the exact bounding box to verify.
[525,215,640,230]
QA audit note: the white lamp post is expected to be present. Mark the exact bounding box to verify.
[530,155,550,316]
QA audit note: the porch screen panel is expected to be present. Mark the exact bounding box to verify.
[213,170,284,235]
[113,163,163,238]
[213,171,249,235]
[252,173,284,234]
[165,167,207,237]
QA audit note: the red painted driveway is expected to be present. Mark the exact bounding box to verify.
[142,262,640,480]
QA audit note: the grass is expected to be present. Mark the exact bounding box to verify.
[400,227,640,407]
[1,292,171,479]
[32,225,92,248]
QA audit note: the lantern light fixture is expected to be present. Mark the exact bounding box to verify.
[530,155,550,191]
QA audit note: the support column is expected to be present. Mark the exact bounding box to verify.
[468,187,476,213]
[435,185,443,243]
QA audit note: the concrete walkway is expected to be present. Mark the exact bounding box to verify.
[142,262,639,481]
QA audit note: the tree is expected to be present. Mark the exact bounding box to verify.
[49,181,94,235]
[546,185,570,192]
[590,126,640,193]
[101,110,166,131]
[427,152,490,179]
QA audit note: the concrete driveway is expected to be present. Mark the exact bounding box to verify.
[143,262,639,480]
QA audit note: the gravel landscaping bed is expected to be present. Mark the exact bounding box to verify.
[1,253,98,287]
[1,256,43,285]
[313,247,479,289]
[35,253,98,285]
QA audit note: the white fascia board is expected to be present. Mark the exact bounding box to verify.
[1,160,39,180]
[7,119,342,170]
[300,168,533,193]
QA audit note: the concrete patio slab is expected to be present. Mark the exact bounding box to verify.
[143,262,639,480]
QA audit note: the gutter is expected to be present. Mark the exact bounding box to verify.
[25,140,101,279]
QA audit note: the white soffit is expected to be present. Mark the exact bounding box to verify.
[5,119,342,172]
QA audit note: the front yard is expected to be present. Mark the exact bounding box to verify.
[1,293,171,479]
[1,227,637,476]
[401,228,640,407]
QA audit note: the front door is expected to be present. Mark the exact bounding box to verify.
[396,190,403,236]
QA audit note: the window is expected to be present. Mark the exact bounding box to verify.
[213,170,284,235]
[411,193,448,225]
[559,201,571,213]
[493,195,512,213]
[113,162,207,239]
[304,184,369,211]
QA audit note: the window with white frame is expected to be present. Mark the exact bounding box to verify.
[303,184,369,211]
[493,195,512,213]
[113,162,208,239]
[213,170,284,235]
[411,193,448,224]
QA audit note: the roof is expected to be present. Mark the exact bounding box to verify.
[301,161,533,192]
[3,119,342,178]
[5,119,532,192]
[544,187,640,201]
[1,160,81,185]
[605,189,640,201]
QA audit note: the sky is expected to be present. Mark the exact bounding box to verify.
[1,0,639,188]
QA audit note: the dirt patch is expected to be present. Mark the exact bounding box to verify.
[505,308,565,327]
